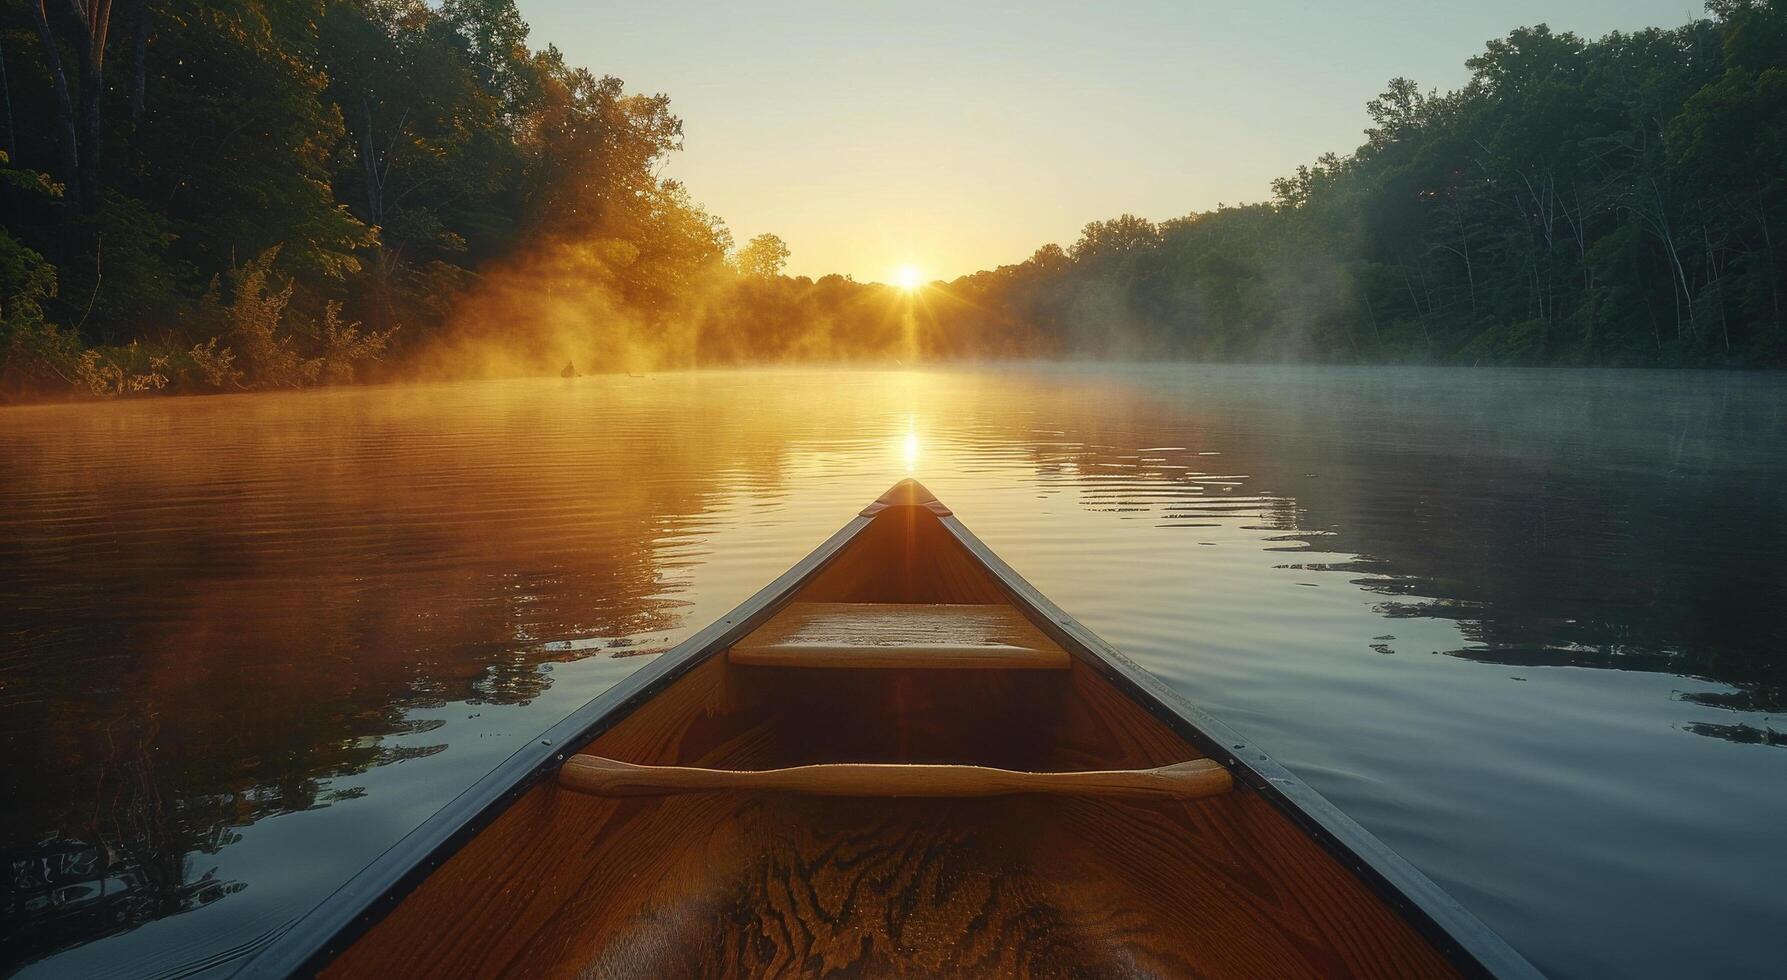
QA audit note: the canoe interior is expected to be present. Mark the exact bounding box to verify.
[323,503,1462,979]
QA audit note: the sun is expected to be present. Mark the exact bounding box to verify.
[892,265,924,290]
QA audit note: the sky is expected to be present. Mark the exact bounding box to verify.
[519,1,1705,283]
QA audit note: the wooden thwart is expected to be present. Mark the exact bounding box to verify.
[729,602,1071,669]
[559,755,1233,801]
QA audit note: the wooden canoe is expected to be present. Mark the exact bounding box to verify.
[240,480,1541,979]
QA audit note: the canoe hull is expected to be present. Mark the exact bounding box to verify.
[238,485,1540,979]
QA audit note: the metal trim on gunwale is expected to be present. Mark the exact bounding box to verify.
[859,477,952,517]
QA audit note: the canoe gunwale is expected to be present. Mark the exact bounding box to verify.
[234,514,876,979]
[237,494,1545,980]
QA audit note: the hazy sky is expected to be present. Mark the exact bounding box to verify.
[519,1,1703,282]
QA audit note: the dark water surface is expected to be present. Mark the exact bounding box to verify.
[2,365,1783,978]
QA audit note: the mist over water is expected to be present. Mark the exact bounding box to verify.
[2,365,1783,978]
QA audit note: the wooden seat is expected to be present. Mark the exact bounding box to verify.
[728,602,1071,669]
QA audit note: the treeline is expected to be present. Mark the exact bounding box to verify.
[0,0,757,396]
[938,1,1787,366]
[0,0,1021,400]
[3,2,1785,399]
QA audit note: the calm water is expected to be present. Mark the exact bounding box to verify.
[2,365,1783,978]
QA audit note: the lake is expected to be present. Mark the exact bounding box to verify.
[2,364,1783,978]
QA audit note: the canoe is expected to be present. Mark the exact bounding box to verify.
[242,480,1541,979]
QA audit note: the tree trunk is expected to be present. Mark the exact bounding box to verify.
[0,33,16,158]
[359,88,383,226]
[69,0,114,215]
[356,87,394,329]
[1641,177,1693,342]
[1403,268,1432,352]
[27,0,81,204]
[1706,226,1730,354]
[1361,281,1382,344]
[1453,200,1476,314]
[130,0,148,128]
[75,51,101,212]
[1757,180,1781,327]
[1638,242,1661,352]
[1666,231,1693,342]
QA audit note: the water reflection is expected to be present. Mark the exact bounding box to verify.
[1,366,1782,978]
[0,380,777,967]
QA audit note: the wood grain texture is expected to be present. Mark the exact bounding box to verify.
[328,658,1459,979]
[559,755,1231,800]
[323,503,1463,979]
[728,601,1070,669]
[575,795,1217,979]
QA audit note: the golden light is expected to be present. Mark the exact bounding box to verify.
[893,265,924,291]
[902,422,921,471]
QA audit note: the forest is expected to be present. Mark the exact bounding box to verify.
[2,0,1784,399]
[945,1,1787,367]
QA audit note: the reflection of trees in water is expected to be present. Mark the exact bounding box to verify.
[998,376,1786,747]
[7,840,245,967]
[1336,461,1787,724]
[0,696,457,965]
[3,719,246,966]
[0,383,809,967]
[3,583,672,968]
[2,586,666,968]
[1679,722,1784,749]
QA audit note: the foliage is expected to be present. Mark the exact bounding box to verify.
[188,248,320,388]
[0,151,78,397]
[0,0,727,397]
[319,302,397,384]
[175,247,396,389]
[185,337,242,390]
[72,346,170,396]
[932,9,1787,366]
[734,233,791,279]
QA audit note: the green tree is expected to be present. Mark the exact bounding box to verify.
[1669,51,1787,356]
[734,233,790,278]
